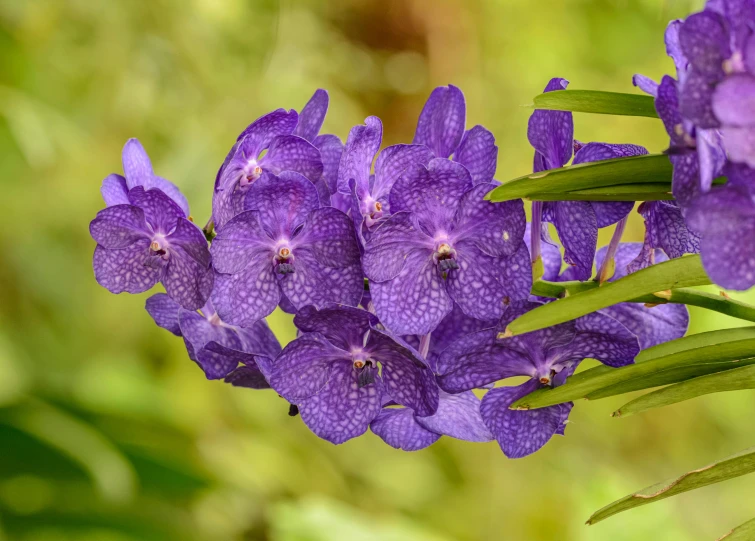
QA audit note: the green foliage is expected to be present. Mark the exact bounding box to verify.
[530,89,658,118]
[716,517,755,541]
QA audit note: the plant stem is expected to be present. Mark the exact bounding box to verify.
[597,217,627,284]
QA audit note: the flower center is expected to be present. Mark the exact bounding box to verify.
[240,163,263,187]
[274,244,295,275]
[362,198,385,228]
[723,51,745,75]
[149,236,168,257]
[433,242,459,274]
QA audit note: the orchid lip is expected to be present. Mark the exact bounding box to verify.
[240,163,263,187]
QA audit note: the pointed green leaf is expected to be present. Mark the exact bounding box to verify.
[587,447,755,525]
[511,327,755,409]
[716,517,755,540]
[507,255,711,336]
[613,364,755,417]
[528,183,674,201]
[531,89,658,118]
[485,154,672,202]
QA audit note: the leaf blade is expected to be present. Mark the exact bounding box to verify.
[531,90,658,118]
[716,517,755,541]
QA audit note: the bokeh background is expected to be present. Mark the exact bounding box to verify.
[1,0,754,539]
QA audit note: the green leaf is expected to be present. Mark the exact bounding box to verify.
[587,447,755,525]
[506,255,711,336]
[528,183,674,201]
[511,327,755,409]
[530,89,658,118]
[485,154,672,202]
[716,517,755,541]
[613,364,755,417]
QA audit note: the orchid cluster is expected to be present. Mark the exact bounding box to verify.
[633,0,755,290]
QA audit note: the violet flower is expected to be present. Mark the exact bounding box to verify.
[268,305,439,444]
[145,293,281,387]
[437,301,639,458]
[363,158,530,335]
[90,186,213,310]
[210,171,363,326]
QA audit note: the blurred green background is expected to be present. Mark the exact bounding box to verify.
[1,0,754,540]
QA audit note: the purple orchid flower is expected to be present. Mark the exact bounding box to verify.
[268,304,439,444]
[90,186,213,310]
[211,90,329,229]
[210,171,363,326]
[101,139,191,216]
[145,293,281,387]
[528,79,649,280]
[413,85,499,184]
[337,116,434,242]
[436,301,640,458]
[370,304,495,451]
[687,161,755,290]
[363,158,530,335]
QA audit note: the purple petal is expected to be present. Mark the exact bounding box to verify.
[665,20,688,81]
[211,262,280,327]
[163,246,213,311]
[179,310,242,378]
[414,391,493,442]
[293,89,328,142]
[428,303,498,359]
[697,128,726,190]
[720,126,755,168]
[390,158,472,234]
[292,207,362,267]
[101,174,130,207]
[679,11,730,79]
[413,85,466,159]
[167,218,211,268]
[149,176,190,217]
[670,152,701,208]
[524,223,562,281]
[436,328,535,393]
[243,171,320,238]
[453,125,498,185]
[89,204,149,249]
[298,359,382,444]
[93,240,161,294]
[127,186,184,235]
[480,382,572,458]
[712,74,755,126]
[260,134,324,185]
[145,293,182,336]
[543,200,597,281]
[313,134,344,195]
[337,117,382,195]
[370,249,452,335]
[555,312,640,367]
[632,74,659,97]
[372,144,434,202]
[572,142,648,163]
[269,332,347,401]
[528,78,573,171]
[236,319,282,360]
[293,304,377,352]
[687,184,755,290]
[600,302,689,350]
[122,138,154,189]
[236,109,299,152]
[367,328,439,417]
[591,201,634,228]
[210,210,270,274]
[636,200,700,262]
[363,212,433,283]
[224,364,271,389]
[370,408,440,451]
[655,76,687,147]
[680,70,720,128]
[452,184,525,257]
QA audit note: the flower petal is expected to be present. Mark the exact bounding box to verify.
[634,200,700,266]
[293,89,328,142]
[481,382,572,458]
[528,78,573,171]
[336,116,382,195]
[236,319,282,360]
[679,70,720,128]
[145,293,182,336]
[665,20,687,81]
[150,176,190,217]
[127,186,184,235]
[413,85,466,159]
[298,359,382,444]
[543,200,597,281]
[122,138,154,189]
[93,240,161,294]
[415,391,493,442]
[261,135,324,184]
[211,259,280,327]
[210,210,271,274]
[101,174,130,207]
[224,363,271,389]
[370,407,440,451]
[372,144,434,202]
[553,311,640,367]
[712,74,755,127]
[89,204,149,249]
[243,171,320,239]
[720,126,755,168]
[163,243,214,311]
[452,125,498,185]
[313,134,344,195]
[363,211,432,282]
[632,74,659,97]
[679,11,729,79]
[293,304,377,352]
[292,207,361,267]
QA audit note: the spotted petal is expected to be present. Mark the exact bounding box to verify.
[293,89,328,142]
[210,210,271,274]
[337,116,382,195]
[370,407,440,451]
[313,134,344,195]
[259,135,324,185]
[553,312,639,367]
[127,186,184,235]
[413,85,466,159]
[145,293,182,336]
[453,125,498,185]
[211,258,280,327]
[528,78,573,171]
[89,204,149,250]
[363,212,433,283]
[293,304,377,352]
[93,240,160,295]
[543,200,597,281]
[101,174,130,207]
[243,171,320,238]
[372,144,434,202]
[415,391,493,442]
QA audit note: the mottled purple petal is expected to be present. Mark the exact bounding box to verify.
[680,70,720,128]
[573,142,648,164]
[636,200,700,263]
[363,212,433,283]
[670,153,701,208]
[601,302,689,350]
[372,144,434,202]
[452,185,525,257]
[224,364,271,389]
[211,260,280,327]
[428,303,498,359]
[210,211,270,274]
[453,125,498,184]
[592,201,634,228]
[481,381,571,458]
[543,200,597,281]
[665,20,688,81]
[390,158,472,235]
[122,138,154,189]
[368,328,439,417]
[101,174,130,206]
[167,218,211,267]
[553,312,639,367]
[313,134,344,195]
[632,74,659,97]
[243,171,320,238]
[337,117,382,194]
[697,128,726,190]
[298,360,382,444]
[236,320,282,360]
[720,126,755,168]
[163,243,213,311]
[89,205,149,249]
[370,249,452,336]
[127,186,183,235]
[270,332,347,401]
[279,250,363,312]
[236,109,299,150]
[413,85,466,159]
[294,89,328,142]
[292,207,361,267]
[528,78,573,171]
[293,304,377,351]
[145,293,182,336]
[415,391,493,442]
[93,240,160,294]
[370,407,440,451]
[260,135,324,185]
[655,76,687,147]
[713,74,755,126]
[679,11,730,78]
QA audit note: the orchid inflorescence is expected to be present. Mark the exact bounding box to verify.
[89,0,754,459]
